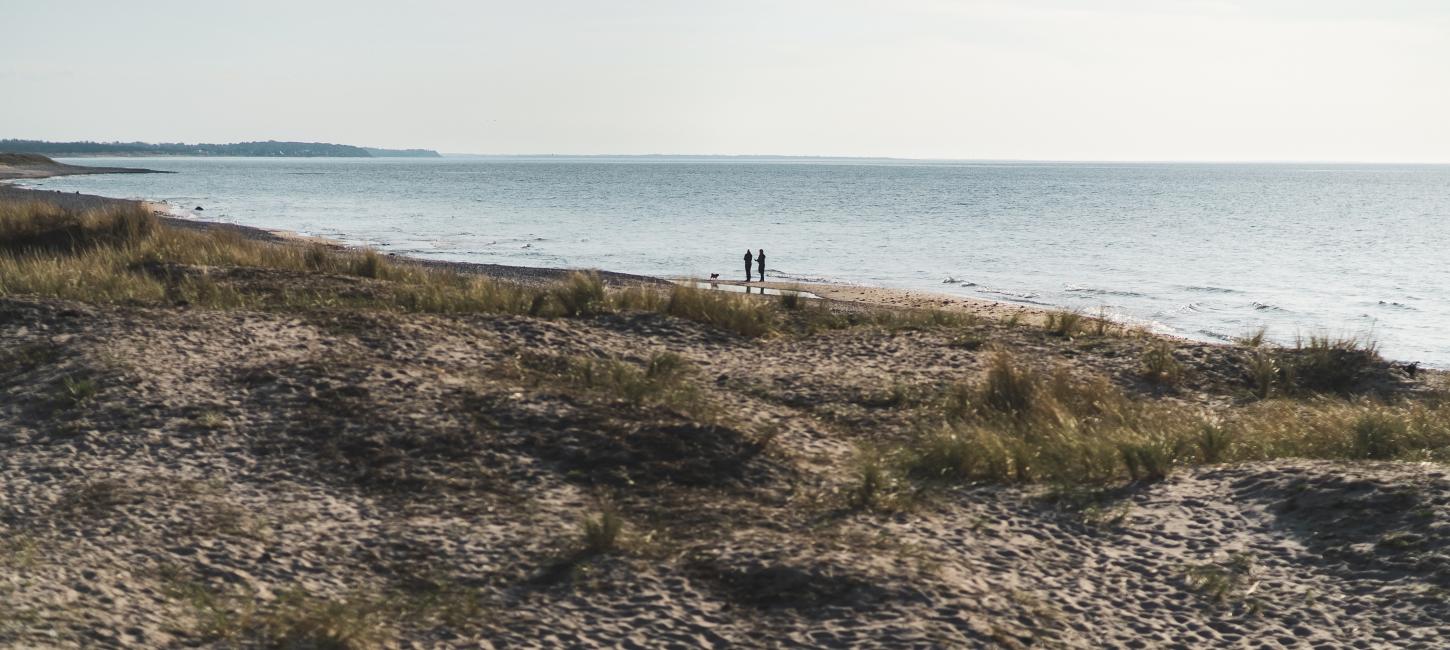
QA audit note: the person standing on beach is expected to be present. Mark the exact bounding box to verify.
[744,249,754,282]
[757,249,766,282]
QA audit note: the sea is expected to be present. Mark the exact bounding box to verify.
[20,156,1450,368]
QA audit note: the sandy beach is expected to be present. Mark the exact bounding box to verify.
[2,163,1449,648]
[697,277,1049,323]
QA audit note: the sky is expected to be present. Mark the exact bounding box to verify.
[2,0,1448,162]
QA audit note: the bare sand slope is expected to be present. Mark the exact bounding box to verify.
[0,153,163,181]
[2,288,1447,648]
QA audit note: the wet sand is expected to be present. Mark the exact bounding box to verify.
[695,277,1050,323]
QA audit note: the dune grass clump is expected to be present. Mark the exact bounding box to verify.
[548,351,711,418]
[580,510,625,555]
[1234,327,1268,348]
[1246,350,1281,399]
[55,478,141,514]
[855,381,925,409]
[1086,308,1122,337]
[905,354,1179,484]
[346,250,397,280]
[1118,432,1185,482]
[0,201,156,255]
[869,308,978,332]
[168,579,393,650]
[778,286,805,310]
[1043,309,1085,337]
[1195,424,1236,464]
[846,448,915,511]
[664,284,775,337]
[1236,334,1386,398]
[59,375,97,408]
[1140,342,1184,387]
[247,590,391,650]
[977,351,1038,416]
[540,271,608,317]
[903,426,1002,482]
[1184,553,1257,604]
[781,301,978,336]
[1351,411,1410,460]
[1285,334,1382,394]
[887,348,1450,487]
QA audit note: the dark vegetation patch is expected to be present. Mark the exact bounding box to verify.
[516,415,773,489]
[0,341,64,378]
[1275,336,1396,395]
[0,153,57,166]
[685,555,903,614]
[234,358,495,493]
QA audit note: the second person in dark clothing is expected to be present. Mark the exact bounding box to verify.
[744,249,754,282]
[757,249,766,282]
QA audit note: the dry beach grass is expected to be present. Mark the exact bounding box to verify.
[2,198,1449,648]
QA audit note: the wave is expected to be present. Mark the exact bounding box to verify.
[1251,301,1290,313]
[1197,329,1235,342]
[942,277,978,286]
[1183,285,1241,294]
[767,271,838,284]
[979,288,1040,300]
[976,288,1051,306]
[1064,285,1146,298]
[1376,300,1418,311]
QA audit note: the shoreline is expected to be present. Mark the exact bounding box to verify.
[3,161,1440,369]
[7,181,1048,318]
[0,157,1058,320]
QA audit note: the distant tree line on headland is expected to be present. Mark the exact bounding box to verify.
[0,139,441,158]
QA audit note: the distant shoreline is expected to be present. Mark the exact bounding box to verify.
[1,139,441,158]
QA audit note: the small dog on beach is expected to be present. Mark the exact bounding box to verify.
[709,273,719,279]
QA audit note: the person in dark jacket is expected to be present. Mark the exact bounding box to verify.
[744,249,754,282]
[757,249,766,282]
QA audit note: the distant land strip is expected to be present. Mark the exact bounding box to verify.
[0,139,441,158]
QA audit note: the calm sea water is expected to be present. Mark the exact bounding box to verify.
[23,156,1450,367]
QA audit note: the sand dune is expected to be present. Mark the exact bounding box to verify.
[1,192,1448,648]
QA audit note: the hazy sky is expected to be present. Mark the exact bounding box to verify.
[3,0,1447,161]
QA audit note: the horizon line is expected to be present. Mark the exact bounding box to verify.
[435,153,1450,165]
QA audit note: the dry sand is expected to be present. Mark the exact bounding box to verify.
[1,294,1445,648]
